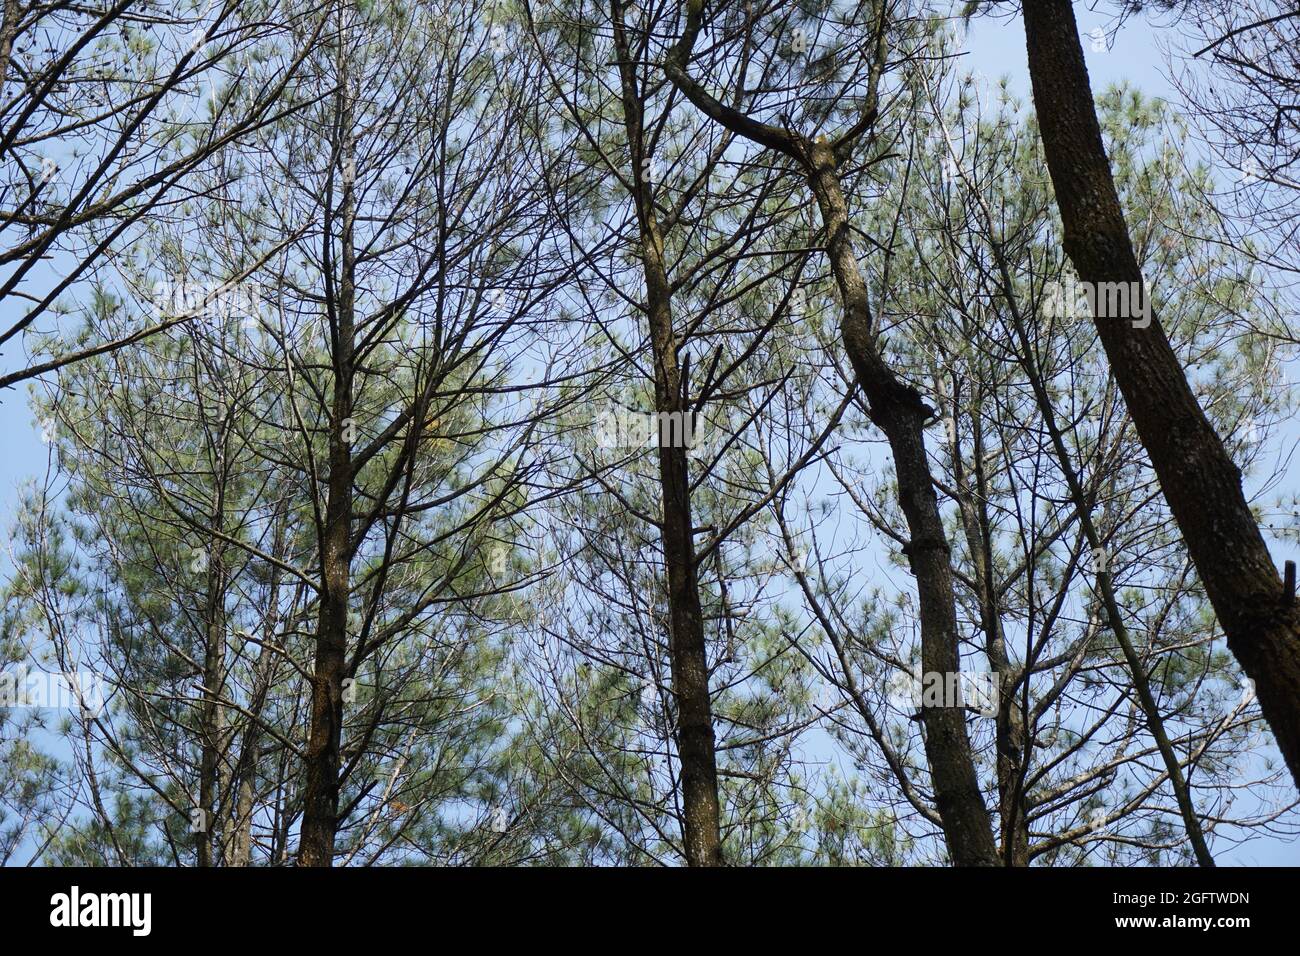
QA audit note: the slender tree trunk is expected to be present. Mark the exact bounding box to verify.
[195,421,234,868]
[804,139,999,866]
[1022,0,1300,790]
[648,241,724,867]
[196,525,226,868]
[614,4,723,866]
[949,394,1030,866]
[997,283,1216,866]
[298,55,357,865]
[297,270,353,867]
[226,554,283,867]
[664,5,998,865]
[227,780,254,868]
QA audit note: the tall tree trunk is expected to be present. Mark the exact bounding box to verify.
[297,256,354,867]
[664,5,999,867]
[1021,0,1300,790]
[803,140,999,866]
[948,391,1030,866]
[196,523,226,868]
[298,50,357,864]
[614,3,723,866]
[648,239,724,867]
[196,421,234,868]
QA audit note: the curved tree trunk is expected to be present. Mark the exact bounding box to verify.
[663,4,1000,864]
[805,141,999,866]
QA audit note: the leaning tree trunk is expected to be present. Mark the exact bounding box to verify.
[1021,0,1300,790]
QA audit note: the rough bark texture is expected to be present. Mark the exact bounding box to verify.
[615,4,723,865]
[648,236,724,867]
[1022,0,1300,791]
[663,4,999,866]
[804,140,999,866]
[297,75,357,864]
[297,299,353,867]
[296,347,353,866]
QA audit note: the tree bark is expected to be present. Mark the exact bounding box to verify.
[298,49,357,864]
[649,244,724,867]
[196,521,226,868]
[664,5,999,866]
[297,268,353,867]
[949,393,1030,866]
[614,3,723,866]
[1021,0,1300,790]
[804,140,999,866]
